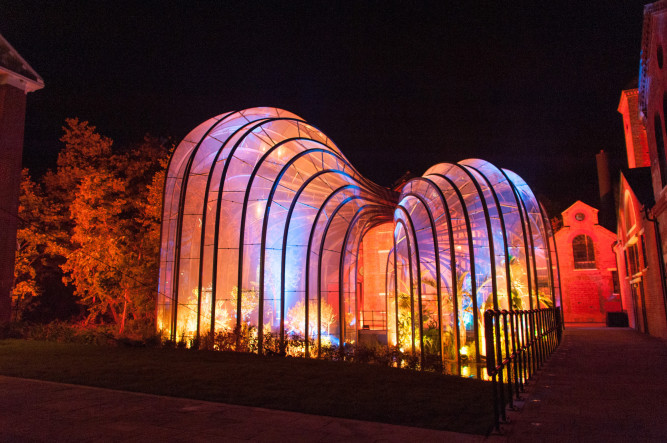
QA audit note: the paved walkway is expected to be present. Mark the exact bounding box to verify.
[1,327,666,442]
[490,326,667,442]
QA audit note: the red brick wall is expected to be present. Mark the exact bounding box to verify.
[0,84,27,322]
[644,2,667,203]
[618,89,650,168]
[640,221,667,338]
[635,3,667,339]
[555,201,618,323]
[616,175,667,338]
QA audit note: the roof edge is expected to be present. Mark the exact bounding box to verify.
[0,33,44,93]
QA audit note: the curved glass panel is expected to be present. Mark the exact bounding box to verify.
[158,107,557,376]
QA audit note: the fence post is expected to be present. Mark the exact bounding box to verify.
[501,310,514,409]
[521,310,529,382]
[512,311,522,393]
[509,310,522,398]
[484,309,500,432]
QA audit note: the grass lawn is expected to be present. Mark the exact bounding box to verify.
[0,339,493,435]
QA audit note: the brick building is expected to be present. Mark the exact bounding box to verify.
[555,201,619,324]
[618,88,650,169]
[615,170,666,336]
[0,34,44,321]
[612,0,667,339]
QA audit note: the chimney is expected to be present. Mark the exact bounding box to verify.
[596,150,615,230]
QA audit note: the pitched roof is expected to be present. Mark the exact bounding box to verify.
[0,33,44,93]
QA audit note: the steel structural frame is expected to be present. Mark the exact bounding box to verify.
[158,108,557,373]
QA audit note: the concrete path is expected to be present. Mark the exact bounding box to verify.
[490,326,667,442]
[0,375,482,442]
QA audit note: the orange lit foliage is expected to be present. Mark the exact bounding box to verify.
[14,118,170,334]
[14,168,76,321]
[13,170,49,312]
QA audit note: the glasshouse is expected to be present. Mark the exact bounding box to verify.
[157,107,560,375]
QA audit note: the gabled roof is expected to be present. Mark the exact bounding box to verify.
[557,200,616,238]
[0,33,44,93]
[561,200,598,217]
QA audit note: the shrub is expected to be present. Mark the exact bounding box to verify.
[0,322,26,339]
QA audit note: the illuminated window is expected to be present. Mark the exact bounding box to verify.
[572,234,595,269]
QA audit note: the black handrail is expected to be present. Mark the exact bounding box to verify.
[484,307,562,433]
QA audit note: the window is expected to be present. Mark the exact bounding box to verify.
[623,191,636,233]
[641,234,648,269]
[658,44,664,69]
[572,234,595,269]
[628,243,641,275]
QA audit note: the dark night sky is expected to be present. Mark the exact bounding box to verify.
[2,1,648,215]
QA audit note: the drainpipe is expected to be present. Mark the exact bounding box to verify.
[643,206,667,324]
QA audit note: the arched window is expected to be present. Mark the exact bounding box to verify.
[623,191,636,234]
[573,235,595,269]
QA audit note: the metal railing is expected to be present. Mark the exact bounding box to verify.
[484,307,562,433]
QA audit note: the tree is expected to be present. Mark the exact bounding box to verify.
[14,119,170,334]
[13,169,78,322]
[61,129,169,333]
[13,170,46,318]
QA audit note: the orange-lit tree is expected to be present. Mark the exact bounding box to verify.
[13,170,48,318]
[14,119,169,334]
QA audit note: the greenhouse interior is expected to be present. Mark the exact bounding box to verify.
[158,107,561,376]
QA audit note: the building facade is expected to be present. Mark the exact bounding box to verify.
[613,0,667,340]
[615,172,666,335]
[555,201,619,323]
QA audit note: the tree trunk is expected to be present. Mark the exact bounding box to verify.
[119,288,128,335]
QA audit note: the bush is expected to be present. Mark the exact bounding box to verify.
[2,320,453,377]
[0,320,164,347]
[0,322,26,339]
